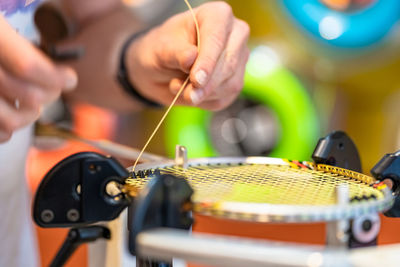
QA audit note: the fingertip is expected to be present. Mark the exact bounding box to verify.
[191,69,208,88]
[58,66,78,91]
[169,79,183,94]
[182,83,197,104]
[189,87,205,105]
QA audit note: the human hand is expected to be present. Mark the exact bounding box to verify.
[125,1,250,110]
[0,16,77,142]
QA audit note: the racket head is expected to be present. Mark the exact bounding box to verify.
[128,157,393,223]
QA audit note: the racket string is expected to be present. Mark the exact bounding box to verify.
[130,0,201,173]
[125,163,384,206]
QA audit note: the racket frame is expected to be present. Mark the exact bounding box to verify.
[132,156,393,223]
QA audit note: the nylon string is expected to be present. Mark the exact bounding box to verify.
[131,0,201,173]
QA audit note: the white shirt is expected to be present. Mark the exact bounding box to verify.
[0,1,41,266]
[0,126,37,267]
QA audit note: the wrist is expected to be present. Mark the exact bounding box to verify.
[117,30,161,108]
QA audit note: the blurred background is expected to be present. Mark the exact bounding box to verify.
[28,0,400,266]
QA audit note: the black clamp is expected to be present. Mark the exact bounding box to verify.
[371,150,400,217]
[128,174,194,256]
[371,150,400,191]
[33,152,130,228]
[312,130,362,172]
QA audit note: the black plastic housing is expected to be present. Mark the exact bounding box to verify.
[312,131,362,172]
[33,152,129,227]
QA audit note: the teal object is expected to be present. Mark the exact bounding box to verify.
[281,0,400,48]
[165,46,320,161]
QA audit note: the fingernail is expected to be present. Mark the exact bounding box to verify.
[190,88,204,104]
[195,70,207,86]
[63,69,78,90]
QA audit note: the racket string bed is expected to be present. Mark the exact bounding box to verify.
[124,162,386,207]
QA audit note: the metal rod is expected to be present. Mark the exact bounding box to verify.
[137,229,350,267]
[136,228,400,267]
[326,184,350,247]
[175,145,188,169]
[35,123,167,162]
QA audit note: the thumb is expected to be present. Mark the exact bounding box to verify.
[179,45,198,73]
[159,43,198,73]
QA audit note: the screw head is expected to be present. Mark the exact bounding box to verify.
[41,209,54,223]
[67,209,80,222]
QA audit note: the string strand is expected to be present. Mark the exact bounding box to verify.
[131,0,200,173]
[185,0,201,52]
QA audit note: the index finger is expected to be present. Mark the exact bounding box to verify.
[0,16,76,91]
[189,2,234,88]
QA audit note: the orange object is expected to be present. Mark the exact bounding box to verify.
[189,215,325,267]
[322,0,351,10]
[194,215,325,244]
[193,214,400,246]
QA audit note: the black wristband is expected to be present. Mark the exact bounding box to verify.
[117,30,161,108]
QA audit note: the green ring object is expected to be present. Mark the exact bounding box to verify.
[165,47,320,160]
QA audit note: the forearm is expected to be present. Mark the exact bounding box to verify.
[60,2,148,112]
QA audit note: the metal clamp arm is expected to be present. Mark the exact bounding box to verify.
[371,150,400,217]
[51,226,110,267]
